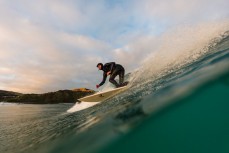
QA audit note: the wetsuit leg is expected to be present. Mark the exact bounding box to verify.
[109,65,125,87]
[119,69,125,85]
[109,69,120,87]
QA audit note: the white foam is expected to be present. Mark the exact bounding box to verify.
[0,102,18,106]
[130,22,229,85]
[67,102,99,113]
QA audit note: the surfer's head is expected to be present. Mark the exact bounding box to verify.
[97,63,103,70]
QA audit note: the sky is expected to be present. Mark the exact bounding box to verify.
[0,0,228,93]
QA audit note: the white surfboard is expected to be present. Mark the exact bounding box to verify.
[78,85,128,102]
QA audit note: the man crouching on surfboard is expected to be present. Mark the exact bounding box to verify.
[96,62,126,89]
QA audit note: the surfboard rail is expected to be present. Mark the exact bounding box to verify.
[78,86,128,102]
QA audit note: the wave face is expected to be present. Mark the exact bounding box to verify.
[115,23,229,106]
[1,23,229,153]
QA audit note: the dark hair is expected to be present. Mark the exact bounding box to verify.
[97,63,103,67]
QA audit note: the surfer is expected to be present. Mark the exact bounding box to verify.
[96,62,125,88]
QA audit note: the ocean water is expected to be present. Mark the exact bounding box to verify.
[0,27,229,153]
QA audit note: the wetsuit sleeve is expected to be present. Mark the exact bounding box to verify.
[99,72,107,86]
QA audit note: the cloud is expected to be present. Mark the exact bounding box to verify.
[0,0,228,93]
[0,15,111,93]
[133,0,229,21]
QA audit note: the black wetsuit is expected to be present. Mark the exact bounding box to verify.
[99,62,125,87]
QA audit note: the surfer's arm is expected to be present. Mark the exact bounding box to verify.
[99,73,107,86]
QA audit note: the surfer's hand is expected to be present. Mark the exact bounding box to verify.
[107,71,111,75]
[96,85,100,89]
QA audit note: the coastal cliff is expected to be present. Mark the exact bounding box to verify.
[0,88,95,104]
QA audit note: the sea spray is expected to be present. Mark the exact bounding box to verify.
[130,22,229,88]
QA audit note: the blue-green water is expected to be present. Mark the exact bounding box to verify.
[1,31,229,153]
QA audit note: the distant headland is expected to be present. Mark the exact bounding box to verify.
[0,88,95,104]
